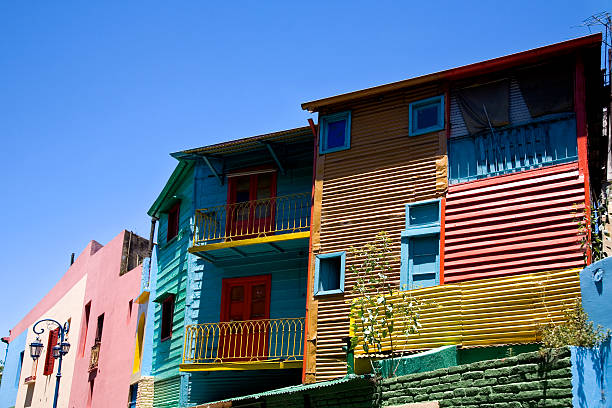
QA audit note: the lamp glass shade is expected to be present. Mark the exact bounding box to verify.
[60,341,70,355]
[52,345,61,359]
[29,340,44,360]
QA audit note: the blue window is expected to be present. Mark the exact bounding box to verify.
[314,251,346,296]
[401,199,441,290]
[409,96,445,136]
[16,350,24,387]
[319,111,351,154]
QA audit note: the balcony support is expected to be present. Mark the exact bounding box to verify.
[202,155,223,186]
[262,141,286,175]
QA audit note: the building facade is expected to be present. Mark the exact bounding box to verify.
[300,33,605,381]
[0,230,149,408]
[148,128,314,407]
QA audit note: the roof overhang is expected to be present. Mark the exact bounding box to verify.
[147,161,194,218]
[301,33,602,112]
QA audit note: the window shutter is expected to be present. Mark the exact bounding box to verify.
[43,328,59,375]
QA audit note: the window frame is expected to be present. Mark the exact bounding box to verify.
[160,294,175,342]
[408,95,445,136]
[314,251,346,296]
[43,328,59,376]
[400,199,442,290]
[319,111,352,154]
[166,201,181,242]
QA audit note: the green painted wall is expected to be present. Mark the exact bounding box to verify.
[153,166,194,408]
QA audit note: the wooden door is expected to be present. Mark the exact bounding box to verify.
[226,172,277,239]
[218,275,271,360]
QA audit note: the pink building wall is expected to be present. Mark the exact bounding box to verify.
[8,240,100,342]
[68,230,146,408]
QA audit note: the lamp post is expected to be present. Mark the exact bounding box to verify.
[29,319,70,408]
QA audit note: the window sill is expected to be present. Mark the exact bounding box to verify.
[314,289,344,297]
[161,335,172,342]
[409,124,444,137]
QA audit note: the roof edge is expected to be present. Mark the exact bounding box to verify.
[301,33,602,112]
[147,161,194,218]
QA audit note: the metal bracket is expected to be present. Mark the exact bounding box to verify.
[261,142,286,175]
[202,155,224,186]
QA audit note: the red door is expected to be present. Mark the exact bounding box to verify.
[218,275,271,361]
[226,171,277,239]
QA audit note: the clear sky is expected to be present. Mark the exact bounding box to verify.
[0,1,608,360]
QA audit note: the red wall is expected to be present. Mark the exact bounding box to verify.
[444,162,586,283]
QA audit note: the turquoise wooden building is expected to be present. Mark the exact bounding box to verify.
[147,127,313,407]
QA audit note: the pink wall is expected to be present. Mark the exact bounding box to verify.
[8,240,101,342]
[68,230,143,408]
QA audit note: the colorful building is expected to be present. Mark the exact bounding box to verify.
[147,127,314,407]
[300,33,605,381]
[0,230,149,408]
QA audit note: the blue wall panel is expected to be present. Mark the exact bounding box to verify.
[0,331,26,408]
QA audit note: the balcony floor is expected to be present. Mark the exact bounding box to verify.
[180,360,303,372]
[189,233,309,262]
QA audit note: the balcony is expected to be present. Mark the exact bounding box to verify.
[190,193,311,256]
[449,113,577,184]
[180,317,305,371]
[89,342,100,371]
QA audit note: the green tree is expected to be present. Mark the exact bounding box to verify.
[349,232,426,369]
[540,299,610,348]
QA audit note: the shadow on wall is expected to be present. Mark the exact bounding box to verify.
[571,339,611,408]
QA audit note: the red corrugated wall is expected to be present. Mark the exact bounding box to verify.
[444,162,586,283]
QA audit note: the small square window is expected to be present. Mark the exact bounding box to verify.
[319,111,351,154]
[314,252,346,296]
[406,199,440,229]
[409,96,444,136]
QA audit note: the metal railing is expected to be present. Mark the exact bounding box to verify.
[193,193,311,246]
[89,342,100,371]
[183,318,305,364]
[449,114,577,184]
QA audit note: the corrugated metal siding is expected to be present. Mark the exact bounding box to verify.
[313,85,447,382]
[350,268,581,355]
[154,376,181,408]
[444,163,585,283]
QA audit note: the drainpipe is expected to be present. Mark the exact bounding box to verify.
[147,217,158,286]
[1,336,9,369]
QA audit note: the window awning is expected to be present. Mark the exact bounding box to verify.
[153,290,177,303]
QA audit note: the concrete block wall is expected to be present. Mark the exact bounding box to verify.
[377,348,573,407]
[136,376,155,408]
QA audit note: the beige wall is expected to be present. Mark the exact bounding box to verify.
[14,275,87,408]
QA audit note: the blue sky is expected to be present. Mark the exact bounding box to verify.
[0,1,608,360]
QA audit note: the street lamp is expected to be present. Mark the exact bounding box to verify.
[29,319,70,408]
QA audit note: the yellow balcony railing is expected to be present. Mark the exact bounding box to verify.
[193,193,311,247]
[350,268,581,356]
[89,342,100,371]
[182,318,305,366]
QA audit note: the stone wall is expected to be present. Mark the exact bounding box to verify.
[378,348,573,407]
[136,376,155,408]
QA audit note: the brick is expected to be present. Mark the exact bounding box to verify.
[462,371,484,380]
[474,378,497,386]
[447,365,468,374]
[544,378,571,389]
[497,374,524,384]
[543,388,572,398]
[492,384,521,394]
[420,377,440,387]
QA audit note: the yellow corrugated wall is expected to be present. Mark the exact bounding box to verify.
[350,268,581,356]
